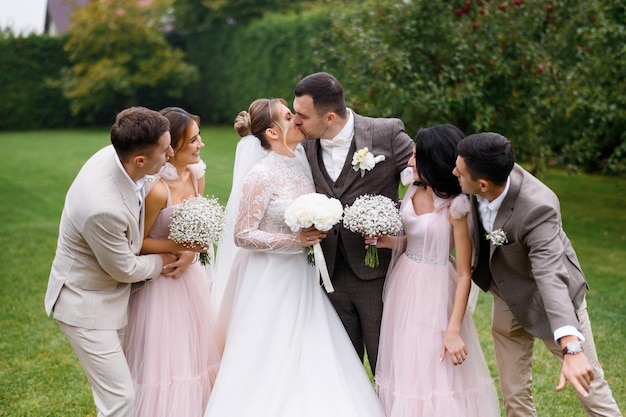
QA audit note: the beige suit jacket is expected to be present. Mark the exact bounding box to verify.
[470,164,587,341]
[44,145,162,330]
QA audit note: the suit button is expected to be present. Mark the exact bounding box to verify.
[334,229,338,235]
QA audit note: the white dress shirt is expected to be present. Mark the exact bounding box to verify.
[319,109,354,182]
[476,177,510,233]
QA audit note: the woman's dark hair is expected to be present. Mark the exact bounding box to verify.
[457,132,515,185]
[414,124,465,199]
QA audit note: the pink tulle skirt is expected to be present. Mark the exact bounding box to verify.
[126,263,221,417]
[375,254,500,417]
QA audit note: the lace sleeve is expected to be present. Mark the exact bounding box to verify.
[234,169,301,252]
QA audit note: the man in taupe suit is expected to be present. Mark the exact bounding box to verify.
[453,132,622,417]
[293,72,414,374]
[44,107,179,417]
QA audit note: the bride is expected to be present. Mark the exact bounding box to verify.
[204,98,384,417]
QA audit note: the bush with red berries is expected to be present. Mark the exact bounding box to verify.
[316,0,625,174]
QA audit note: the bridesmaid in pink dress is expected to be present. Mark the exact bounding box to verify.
[373,124,500,417]
[125,107,221,417]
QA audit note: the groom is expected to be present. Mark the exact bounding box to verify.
[293,72,414,374]
[44,107,178,417]
[453,132,622,417]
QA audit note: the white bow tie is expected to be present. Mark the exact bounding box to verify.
[319,138,347,150]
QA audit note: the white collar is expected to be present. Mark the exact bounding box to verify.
[477,176,511,212]
[320,109,354,146]
[115,154,146,193]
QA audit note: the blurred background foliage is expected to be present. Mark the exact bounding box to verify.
[0,0,624,175]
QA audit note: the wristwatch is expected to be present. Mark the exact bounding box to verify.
[562,341,584,356]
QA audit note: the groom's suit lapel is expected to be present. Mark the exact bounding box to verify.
[492,164,523,255]
[308,142,334,196]
[331,140,358,198]
[489,165,523,255]
[308,115,373,200]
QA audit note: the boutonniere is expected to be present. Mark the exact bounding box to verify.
[352,147,385,177]
[485,229,508,246]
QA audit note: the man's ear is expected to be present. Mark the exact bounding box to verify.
[325,112,336,125]
[133,154,145,168]
[478,178,490,193]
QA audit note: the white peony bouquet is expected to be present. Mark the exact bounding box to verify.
[168,196,226,266]
[343,194,403,268]
[284,193,343,292]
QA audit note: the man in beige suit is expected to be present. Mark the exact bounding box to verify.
[44,107,178,417]
[453,132,622,417]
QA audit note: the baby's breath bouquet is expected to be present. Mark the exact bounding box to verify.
[343,194,403,268]
[168,196,226,266]
[284,193,343,292]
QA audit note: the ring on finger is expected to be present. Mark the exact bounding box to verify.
[456,355,462,361]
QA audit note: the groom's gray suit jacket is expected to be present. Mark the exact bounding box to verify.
[470,163,588,341]
[301,112,414,280]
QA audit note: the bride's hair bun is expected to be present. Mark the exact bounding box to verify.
[234,111,252,137]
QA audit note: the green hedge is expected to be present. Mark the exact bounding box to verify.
[180,9,330,125]
[311,0,626,175]
[0,10,329,131]
[1,4,623,175]
[0,35,77,130]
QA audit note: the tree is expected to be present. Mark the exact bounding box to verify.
[315,0,625,174]
[56,0,198,121]
[205,0,310,25]
[166,0,213,33]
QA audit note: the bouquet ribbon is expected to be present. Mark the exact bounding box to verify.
[313,242,334,293]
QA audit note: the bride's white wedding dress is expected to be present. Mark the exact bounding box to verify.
[204,150,384,417]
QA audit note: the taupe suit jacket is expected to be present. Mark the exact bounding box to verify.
[44,145,162,330]
[470,164,588,341]
[301,112,413,280]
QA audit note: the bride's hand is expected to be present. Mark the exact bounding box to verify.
[298,226,326,247]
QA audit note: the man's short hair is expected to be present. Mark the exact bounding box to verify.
[110,107,170,162]
[457,132,515,185]
[294,72,347,118]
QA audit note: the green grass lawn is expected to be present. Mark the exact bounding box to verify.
[0,129,624,416]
